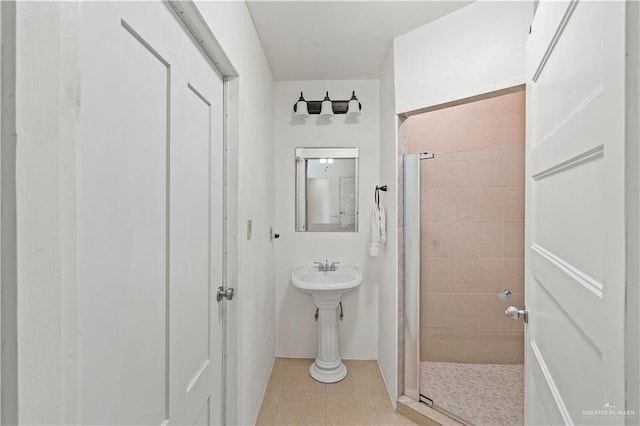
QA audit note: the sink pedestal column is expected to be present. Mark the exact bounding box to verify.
[309,292,347,383]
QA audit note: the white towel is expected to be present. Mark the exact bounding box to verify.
[379,204,387,244]
[369,204,386,256]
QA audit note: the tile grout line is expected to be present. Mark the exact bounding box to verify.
[324,380,327,426]
[372,390,381,425]
[325,384,328,426]
[271,390,282,426]
[272,364,290,425]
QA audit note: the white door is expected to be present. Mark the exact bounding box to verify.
[79,2,225,424]
[525,1,625,424]
[339,177,356,225]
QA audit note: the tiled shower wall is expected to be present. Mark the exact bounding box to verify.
[407,88,525,364]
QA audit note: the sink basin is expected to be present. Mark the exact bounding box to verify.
[291,264,362,383]
[291,264,362,293]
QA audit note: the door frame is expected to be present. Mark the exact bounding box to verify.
[167,3,239,424]
[109,4,242,421]
[400,86,528,406]
[0,1,17,424]
[625,1,640,422]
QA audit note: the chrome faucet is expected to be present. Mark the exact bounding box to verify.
[314,260,340,271]
[313,261,326,271]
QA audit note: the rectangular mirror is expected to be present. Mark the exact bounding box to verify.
[295,147,359,232]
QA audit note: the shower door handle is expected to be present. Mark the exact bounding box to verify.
[505,306,528,323]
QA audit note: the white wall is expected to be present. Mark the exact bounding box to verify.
[274,79,380,360]
[195,3,276,425]
[377,46,398,405]
[394,1,532,114]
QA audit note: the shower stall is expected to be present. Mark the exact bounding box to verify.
[402,88,526,425]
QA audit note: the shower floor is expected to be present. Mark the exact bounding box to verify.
[420,361,524,426]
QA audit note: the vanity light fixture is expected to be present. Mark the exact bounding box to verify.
[292,91,363,116]
[318,158,334,164]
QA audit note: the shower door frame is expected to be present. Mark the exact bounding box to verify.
[402,154,422,402]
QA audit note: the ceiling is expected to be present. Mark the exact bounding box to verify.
[245,1,472,81]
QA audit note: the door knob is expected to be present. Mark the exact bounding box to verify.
[217,286,235,302]
[505,306,528,323]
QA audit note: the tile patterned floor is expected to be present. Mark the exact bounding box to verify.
[420,361,524,426]
[257,358,417,425]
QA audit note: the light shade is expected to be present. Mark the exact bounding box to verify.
[295,100,309,116]
[320,91,334,116]
[346,91,361,117]
[346,100,361,117]
[294,92,309,116]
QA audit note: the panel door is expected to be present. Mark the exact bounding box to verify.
[79,2,224,424]
[525,1,626,424]
[339,177,356,226]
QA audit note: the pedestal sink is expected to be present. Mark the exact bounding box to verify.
[291,264,362,383]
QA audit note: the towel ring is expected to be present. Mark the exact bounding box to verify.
[375,185,387,207]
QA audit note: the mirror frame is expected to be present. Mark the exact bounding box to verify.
[295,147,359,232]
